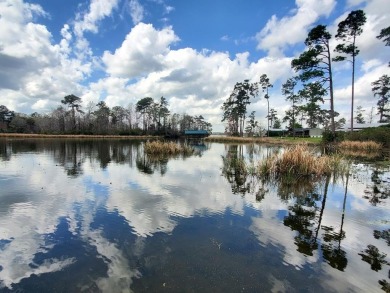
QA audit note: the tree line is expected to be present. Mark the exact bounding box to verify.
[0,95,212,136]
[221,10,389,137]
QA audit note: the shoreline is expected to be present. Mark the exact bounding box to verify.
[0,133,322,145]
[205,135,322,145]
[0,133,158,139]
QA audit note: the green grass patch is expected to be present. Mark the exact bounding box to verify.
[280,137,322,144]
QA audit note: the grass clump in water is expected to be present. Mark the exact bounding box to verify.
[257,144,347,179]
[144,141,194,156]
[338,140,382,151]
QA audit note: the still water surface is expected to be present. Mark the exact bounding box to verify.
[0,139,389,292]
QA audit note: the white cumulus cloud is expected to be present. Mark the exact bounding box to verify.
[102,23,179,78]
[256,0,336,56]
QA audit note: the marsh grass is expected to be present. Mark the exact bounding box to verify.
[144,141,194,156]
[257,144,347,179]
[338,140,382,151]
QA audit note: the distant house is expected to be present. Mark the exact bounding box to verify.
[184,129,210,138]
[267,128,287,137]
[292,128,310,137]
[267,128,323,137]
[308,128,323,137]
[287,128,324,137]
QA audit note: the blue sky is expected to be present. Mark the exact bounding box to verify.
[0,0,389,131]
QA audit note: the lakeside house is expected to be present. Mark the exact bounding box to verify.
[184,129,210,138]
[268,128,323,137]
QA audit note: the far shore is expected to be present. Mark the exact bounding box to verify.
[205,135,322,145]
[0,133,157,139]
[0,133,323,145]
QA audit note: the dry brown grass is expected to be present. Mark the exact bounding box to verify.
[257,144,346,179]
[205,135,319,145]
[144,141,194,155]
[338,140,382,151]
[338,148,382,159]
[206,136,265,143]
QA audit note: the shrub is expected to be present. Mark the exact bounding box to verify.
[118,128,143,136]
[345,127,390,148]
[322,130,345,144]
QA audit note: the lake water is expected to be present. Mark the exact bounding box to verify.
[0,139,389,292]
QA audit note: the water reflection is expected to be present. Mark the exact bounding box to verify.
[321,173,349,272]
[359,244,389,272]
[220,143,389,291]
[282,183,323,257]
[374,229,390,246]
[220,143,335,264]
[135,141,206,176]
[0,139,389,292]
[221,144,250,195]
[364,167,390,206]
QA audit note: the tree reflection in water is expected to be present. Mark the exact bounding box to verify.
[320,172,349,271]
[0,139,207,178]
[221,144,251,195]
[1,139,139,177]
[220,144,351,271]
[55,141,86,177]
[372,228,390,292]
[0,139,12,161]
[136,141,205,176]
[321,225,347,271]
[357,163,390,291]
[283,176,331,257]
[374,229,390,246]
[358,244,389,272]
[136,151,168,175]
[275,176,317,201]
[364,168,390,206]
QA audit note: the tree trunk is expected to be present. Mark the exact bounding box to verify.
[328,47,336,134]
[351,36,356,132]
